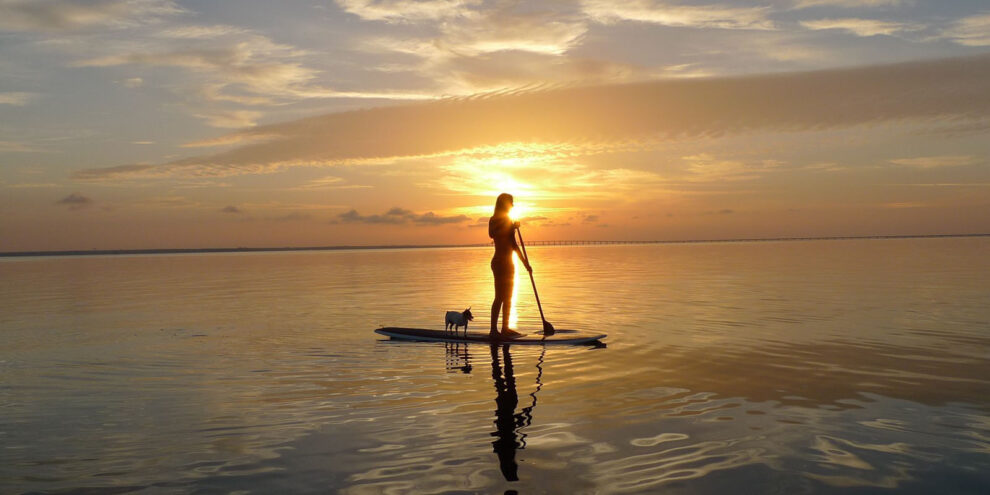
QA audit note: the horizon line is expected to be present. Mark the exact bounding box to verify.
[1,233,987,259]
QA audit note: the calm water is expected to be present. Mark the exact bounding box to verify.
[1,238,989,494]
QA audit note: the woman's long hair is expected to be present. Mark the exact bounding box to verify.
[489,193,513,239]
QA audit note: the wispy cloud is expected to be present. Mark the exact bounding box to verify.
[194,110,263,129]
[446,11,587,56]
[155,24,246,39]
[792,0,905,8]
[355,6,593,93]
[57,20,433,128]
[74,55,990,181]
[681,154,785,182]
[220,205,242,214]
[290,175,372,190]
[889,155,980,168]
[0,0,184,33]
[335,207,470,225]
[581,0,774,30]
[72,35,320,107]
[800,18,921,37]
[0,92,38,106]
[942,13,990,47]
[6,182,60,188]
[0,140,42,152]
[335,0,477,22]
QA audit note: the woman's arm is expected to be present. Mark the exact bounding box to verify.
[511,221,532,272]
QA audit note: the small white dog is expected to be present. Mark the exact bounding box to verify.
[445,307,474,335]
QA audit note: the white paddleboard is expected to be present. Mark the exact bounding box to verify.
[374,327,606,345]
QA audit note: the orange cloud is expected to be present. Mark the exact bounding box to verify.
[75,54,990,181]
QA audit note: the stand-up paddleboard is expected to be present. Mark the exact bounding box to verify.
[375,327,606,345]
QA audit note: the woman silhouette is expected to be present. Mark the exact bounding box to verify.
[489,193,531,339]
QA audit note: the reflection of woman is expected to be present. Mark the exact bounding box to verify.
[489,193,531,339]
[489,343,546,483]
[490,344,520,481]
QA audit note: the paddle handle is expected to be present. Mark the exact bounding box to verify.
[516,227,547,324]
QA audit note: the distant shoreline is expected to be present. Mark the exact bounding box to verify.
[1,233,987,258]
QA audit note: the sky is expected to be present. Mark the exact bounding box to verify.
[1,0,988,251]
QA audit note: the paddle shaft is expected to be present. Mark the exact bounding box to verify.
[516,227,548,326]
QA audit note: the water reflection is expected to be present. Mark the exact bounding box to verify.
[444,343,472,374]
[2,238,988,493]
[489,344,545,482]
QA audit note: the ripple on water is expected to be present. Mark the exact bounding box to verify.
[2,240,989,493]
[591,439,770,493]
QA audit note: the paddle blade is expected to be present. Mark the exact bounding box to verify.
[543,320,555,336]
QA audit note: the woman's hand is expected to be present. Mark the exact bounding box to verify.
[512,221,521,229]
[524,260,533,273]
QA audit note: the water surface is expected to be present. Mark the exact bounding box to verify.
[1,238,989,493]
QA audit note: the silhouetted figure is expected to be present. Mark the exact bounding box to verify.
[489,193,531,339]
[489,344,546,483]
[490,344,521,481]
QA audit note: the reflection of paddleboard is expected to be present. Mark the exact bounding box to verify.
[374,327,606,345]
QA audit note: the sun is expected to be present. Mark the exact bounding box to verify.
[508,201,528,221]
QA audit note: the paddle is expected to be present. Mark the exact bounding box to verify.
[516,226,555,336]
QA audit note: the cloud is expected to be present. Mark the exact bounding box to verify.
[56,192,92,209]
[70,33,435,126]
[290,175,372,190]
[0,140,41,152]
[121,77,143,88]
[414,211,471,225]
[889,155,980,168]
[74,55,990,181]
[800,18,921,37]
[294,175,343,189]
[336,207,470,225]
[942,13,990,47]
[6,182,60,188]
[338,208,408,224]
[335,0,478,22]
[356,7,593,93]
[581,0,774,30]
[441,10,587,56]
[155,24,246,39]
[73,36,315,103]
[792,0,904,8]
[221,205,242,213]
[582,214,599,223]
[195,110,262,129]
[434,148,669,201]
[0,0,184,33]
[0,92,38,106]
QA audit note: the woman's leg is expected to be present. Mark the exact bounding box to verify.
[492,266,513,334]
[501,297,511,332]
[498,270,513,332]
[490,295,501,335]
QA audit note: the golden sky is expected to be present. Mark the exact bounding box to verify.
[1,0,988,251]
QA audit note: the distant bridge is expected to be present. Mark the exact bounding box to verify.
[521,239,660,246]
[510,233,989,247]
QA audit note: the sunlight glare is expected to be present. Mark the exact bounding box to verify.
[508,201,528,221]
